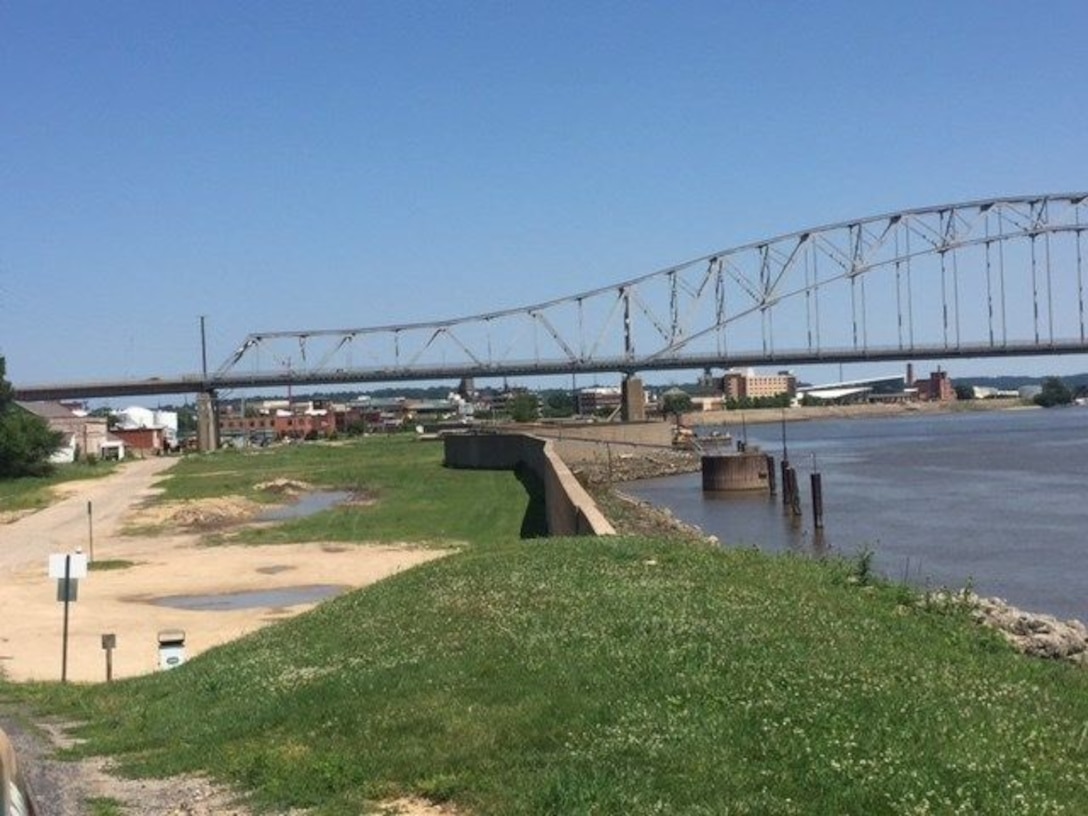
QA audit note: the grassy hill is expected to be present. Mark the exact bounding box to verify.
[9,437,1088,815]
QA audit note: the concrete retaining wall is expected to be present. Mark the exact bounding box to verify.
[492,421,674,464]
[443,433,615,537]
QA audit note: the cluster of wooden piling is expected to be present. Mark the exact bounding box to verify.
[700,440,824,530]
[768,453,824,529]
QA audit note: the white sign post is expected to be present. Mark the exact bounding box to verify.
[49,552,88,683]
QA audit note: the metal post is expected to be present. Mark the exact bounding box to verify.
[780,408,788,461]
[87,500,94,563]
[811,472,824,529]
[61,555,71,684]
[102,634,116,682]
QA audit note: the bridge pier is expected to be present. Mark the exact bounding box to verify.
[621,376,646,422]
[196,390,220,452]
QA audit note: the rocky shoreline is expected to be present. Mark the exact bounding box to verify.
[573,448,701,485]
[969,594,1088,666]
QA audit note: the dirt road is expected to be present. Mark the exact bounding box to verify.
[1,457,447,684]
[0,457,177,573]
[0,456,453,814]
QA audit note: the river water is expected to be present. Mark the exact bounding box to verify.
[624,407,1088,623]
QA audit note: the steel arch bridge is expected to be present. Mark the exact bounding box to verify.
[12,192,1088,401]
[215,192,1088,391]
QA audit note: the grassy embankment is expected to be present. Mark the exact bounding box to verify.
[6,436,1088,815]
[0,460,118,516]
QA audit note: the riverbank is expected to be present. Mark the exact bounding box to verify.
[597,479,1088,667]
[599,403,1088,668]
[6,436,1088,815]
[685,396,1029,429]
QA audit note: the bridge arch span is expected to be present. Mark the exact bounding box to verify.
[15,193,1088,402]
[217,193,1088,388]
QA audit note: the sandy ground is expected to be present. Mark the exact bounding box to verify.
[0,457,448,683]
[0,456,461,814]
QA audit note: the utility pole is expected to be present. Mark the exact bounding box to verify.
[200,315,208,384]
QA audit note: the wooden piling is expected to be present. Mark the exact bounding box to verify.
[765,454,777,495]
[785,466,802,517]
[811,471,824,529]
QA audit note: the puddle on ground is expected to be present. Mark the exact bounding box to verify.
[149,584,349,611]
[257,490,352,522]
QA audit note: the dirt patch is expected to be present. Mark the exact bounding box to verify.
[377,797,463,815]
[572,449,700,485]
[1,711,309,816]
[254,478,314,495]
[0,509,36,525]
[3,710,464,816]
[126,496,262,530]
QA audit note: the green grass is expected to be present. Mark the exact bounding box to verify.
[154,437,531,546]
[86,797,125,816]
[0,460,118,513]
[89,559,137,572]
[16,540,1088,815]
[5,436,1088,814]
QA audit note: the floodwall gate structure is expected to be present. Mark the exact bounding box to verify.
[216,193,1088,389]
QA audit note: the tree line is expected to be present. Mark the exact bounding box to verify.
[0,357,63,478]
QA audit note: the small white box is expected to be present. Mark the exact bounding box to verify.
[157,630,187,670]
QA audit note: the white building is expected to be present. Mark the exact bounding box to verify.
[116,406,178,445]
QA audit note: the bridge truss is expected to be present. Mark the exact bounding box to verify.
[214,193,1088,390]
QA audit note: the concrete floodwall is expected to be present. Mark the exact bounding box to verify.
[493,421,674,465]
[443,433,615,537]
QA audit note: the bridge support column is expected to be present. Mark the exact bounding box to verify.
[196,390,220,452]
[621,376,646,422]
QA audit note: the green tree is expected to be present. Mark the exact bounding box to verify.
[1034,376,1073,408]
[0,357,12,409]
[543,391,574,418]
[954,384,974,400]
[508,392,540,422]
[0,357,64,478]
[661,390,693,424]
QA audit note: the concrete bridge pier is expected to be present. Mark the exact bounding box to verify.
[621,376,646,422]
[196,390,220,452]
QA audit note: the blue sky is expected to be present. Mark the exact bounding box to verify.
[2,1,1086,392]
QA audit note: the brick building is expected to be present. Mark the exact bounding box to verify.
[219,401,337,442]
[111,426,167,456]
[913,369,956,401]
[720,369,797,401]
[577,386,622,416]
